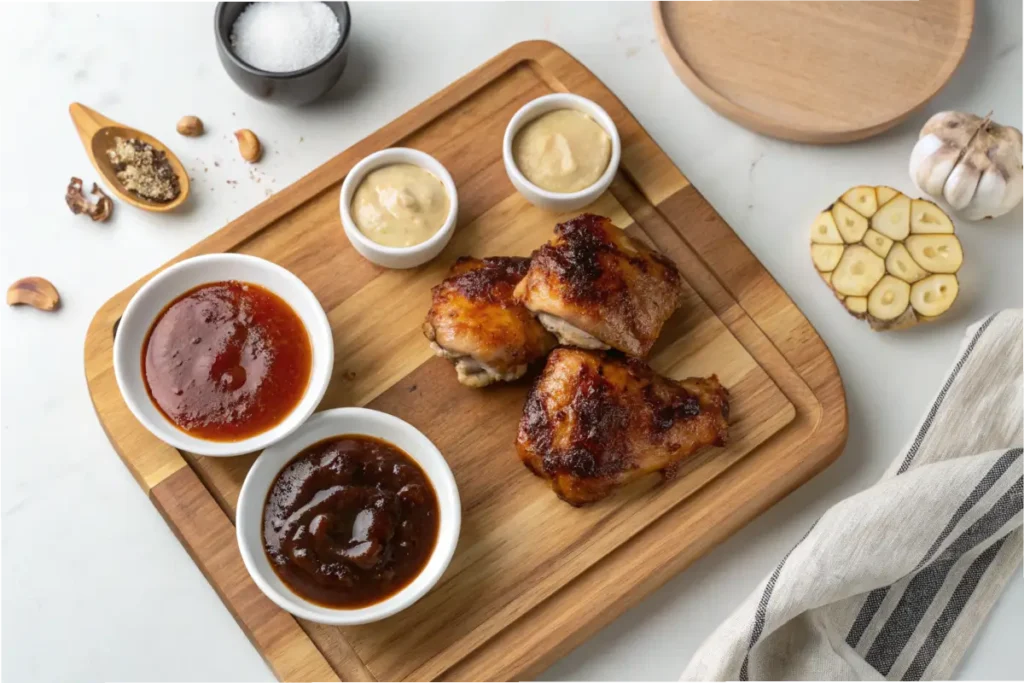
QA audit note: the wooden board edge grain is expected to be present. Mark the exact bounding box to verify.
[150,466,342,683]
[84,296,188,492]
[655,185,848,422]
[651,0,975,144]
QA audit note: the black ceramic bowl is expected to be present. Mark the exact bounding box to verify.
[214,2,351,106]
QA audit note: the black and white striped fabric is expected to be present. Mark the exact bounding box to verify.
[682,310,1023,681]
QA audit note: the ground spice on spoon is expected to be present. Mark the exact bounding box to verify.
[106,137,181,202]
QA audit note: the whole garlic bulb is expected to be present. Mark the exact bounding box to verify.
[909,111,1022,220]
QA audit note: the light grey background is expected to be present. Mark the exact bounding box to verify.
[1,2,1020,681]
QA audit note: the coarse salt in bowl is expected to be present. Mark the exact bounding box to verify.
[214,3,353,106]
[230,2,341,73]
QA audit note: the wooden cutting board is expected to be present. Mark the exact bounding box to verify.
[653,0,974,143]
[84,41,847,681]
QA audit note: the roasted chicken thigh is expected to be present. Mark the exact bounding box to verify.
[424,256,555,388]
[516,347,729,505]
[513,214,685,357]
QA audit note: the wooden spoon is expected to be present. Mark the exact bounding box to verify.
[69,103,190,212]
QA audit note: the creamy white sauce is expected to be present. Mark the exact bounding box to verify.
[351,164,450,247]
[512,109,611,193]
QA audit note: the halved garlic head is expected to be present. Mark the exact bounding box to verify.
[810,186,962,330]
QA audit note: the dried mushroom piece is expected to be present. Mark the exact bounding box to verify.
[810,186,962,330]
[66,177,113,222]
[7,277,60,311]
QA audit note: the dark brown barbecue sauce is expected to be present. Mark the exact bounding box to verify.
[142,281,311,441]
[263,435,440,608]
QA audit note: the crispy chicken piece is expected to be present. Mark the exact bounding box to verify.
[513,214,685,357]
[516,347,729,505]
[424,256,556,388]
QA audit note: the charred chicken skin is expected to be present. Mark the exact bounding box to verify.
[516,347,729,506]
[513,214,685,357]
[424,256,556,388]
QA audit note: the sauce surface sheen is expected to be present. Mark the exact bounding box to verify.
[263,435,440,608]
[142,280,311,441]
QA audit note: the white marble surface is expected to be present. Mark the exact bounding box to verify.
[1,3,1020,681]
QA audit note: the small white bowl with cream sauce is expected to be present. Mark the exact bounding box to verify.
[503,93,621,212]
[340,148,458,269]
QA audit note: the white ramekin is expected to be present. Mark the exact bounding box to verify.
[236,407,461,625]
[503,93,622,212]
[112,253,334,458]
[339,148,459,269]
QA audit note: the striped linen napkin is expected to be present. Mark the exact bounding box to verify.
[682,309,1023,681]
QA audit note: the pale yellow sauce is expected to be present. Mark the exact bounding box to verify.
[351,164,450,247]
[512,109,611,193]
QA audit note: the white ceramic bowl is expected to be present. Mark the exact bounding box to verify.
[236,408,461,625]
[113,253,334,458]
[339,147,458,269]
[503,93,622,212]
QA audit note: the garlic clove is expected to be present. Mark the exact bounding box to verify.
[867,275,911,322]
[910,135,959,198]
[845,296,868,315]
[910,274,958,318]
[811,244,844,271]
[904,234,964,274]
[877,186,899,206]
[910,199,955,234]
[964,167,1021,221]
[810,210,843,244]
[863,228,894,258]
[832,202,869,243]
[841,186,878,218]
[885,242,929,284]
[832,245,885,297]
[871,194,911,240]
[7,277,60,311]
[943,160,982,211]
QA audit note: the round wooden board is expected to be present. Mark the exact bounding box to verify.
[653,0,974,144]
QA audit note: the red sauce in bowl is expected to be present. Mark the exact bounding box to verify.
[142,280,312,441]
